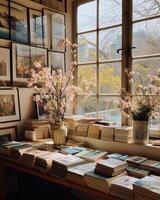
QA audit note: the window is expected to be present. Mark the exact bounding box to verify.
[75,0,122,124]
[74,0,160,127]
[132,0,160,129]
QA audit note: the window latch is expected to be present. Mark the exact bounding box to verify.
[117,47,136,54]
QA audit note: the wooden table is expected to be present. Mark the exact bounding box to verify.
[0,156,119,200]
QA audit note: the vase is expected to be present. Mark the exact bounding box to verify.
[133,120,149,145]
[52,121,68,145]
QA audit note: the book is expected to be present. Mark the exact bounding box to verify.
[21,149,48,168]
[75,124,89,137]
[100,126,117,141]
[133,175,160,200]
[50,154,86,178]
[84,171,126,193]
[10,143,35,159]
[111,175,138,200]
[75,149,94,158]
[60,146,87,155]
[115,126,133,143]
[80,150,107,162]
[127,156,147,166]
[107,153,129,161]
[87,124,101,139]
[0,141,21,156]
[140,159,160,171]
[95,158,127,177]
[67,162,96,186]
[34,152,63,173]
[127,166,150,178]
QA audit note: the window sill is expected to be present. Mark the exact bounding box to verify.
[69,135,160,161]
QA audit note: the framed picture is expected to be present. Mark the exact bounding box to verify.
[12,43,48,85]
[0,126,17,142]
[41,0,66,13]
[31,46,47,69]
[0,47,11,85]
[12,43,30,84]
[10,2,29,43]
[48,51,65,72]
[29,9,43,46]
[0,0,10,39]
[43,9,65,51]
[34,95,50,119]
[0,89,21,123]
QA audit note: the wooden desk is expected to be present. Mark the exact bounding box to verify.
[0,156,119,200]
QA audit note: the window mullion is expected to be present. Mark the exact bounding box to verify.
[122,0,133,125]
[96,0,99,117]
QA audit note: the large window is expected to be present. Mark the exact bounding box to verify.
[74,0,160,126]
[76,0,122,124]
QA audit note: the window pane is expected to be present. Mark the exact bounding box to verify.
[77,1,96,33]
[78,96,97,117]
[132,58,160,91]
[99,27,122,61]
[133,18,160,57]
[78,65,97,94]
[99,63,121,94]
[99,0,122,28]
[133,0,160,20]
[78,32,97,63]
[99,96,121,124]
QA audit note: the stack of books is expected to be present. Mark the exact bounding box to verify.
[75,118,101,137]
[140,159,160,171]
[87,124,101,139]
[24,119,51,140]
[84,171,126,193]
[64,116,81,135]
[127,156,147,167]
[95,158,127,177]
[115,126,133,143]
[100,126,116,141]
[33,151,63,173]
[149,128,160,139]
[127,166,150,178]
[133,175,160,200]
[50,154,86,178]
[151,163,160,175]
[111,175,138,200]
[67,162,96,186]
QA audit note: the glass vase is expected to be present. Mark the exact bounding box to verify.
[133,120,149,145]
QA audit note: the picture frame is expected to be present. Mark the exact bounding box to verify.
[0,0,10,40]
[0,46,11,86]
[12,43,30,85]
[31,46,48,69]
[29,9,44,46]
[43,9,66,51]
[12,43,48,86]
[41,0,66,13]
[0,89,21,123]
[48,51,65,72]
[10,2,29,43]
[34,95,50,119]
[0,126,17,142]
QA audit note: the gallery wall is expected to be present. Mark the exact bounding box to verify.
[0,0,73,140]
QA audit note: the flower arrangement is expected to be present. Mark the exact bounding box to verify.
[28,39,95,124]
[120,68,160,121]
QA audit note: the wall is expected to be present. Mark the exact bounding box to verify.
[0,0,73,140]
